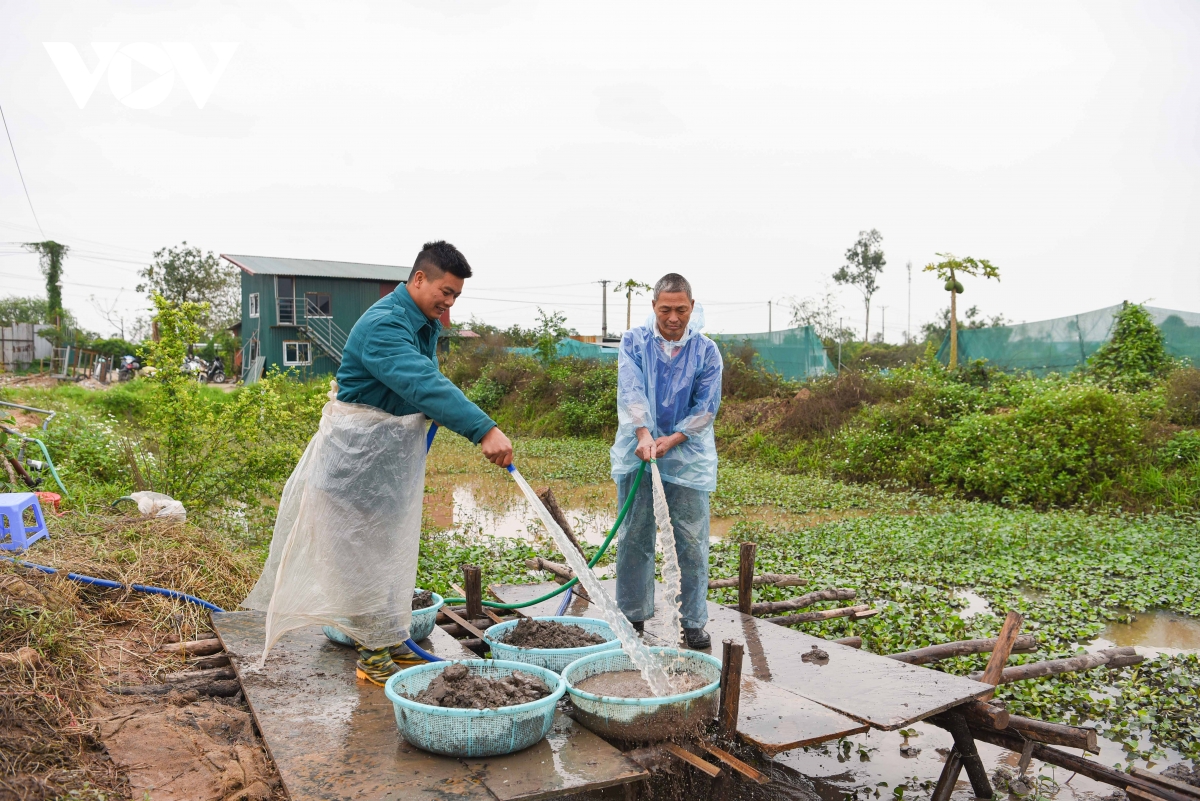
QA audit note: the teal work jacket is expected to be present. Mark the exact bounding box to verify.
[336,285,496,443]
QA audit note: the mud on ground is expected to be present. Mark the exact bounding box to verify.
[1,567,283,801]
[501,617,607,649]
[412,589,435,610]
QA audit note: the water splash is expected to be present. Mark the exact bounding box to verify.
[508,466,675,696]
[650,462,684,649]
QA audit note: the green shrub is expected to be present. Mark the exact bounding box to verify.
[1086,303,1172,390]
[924,387,1145,506]
[1165,368,1200,426]
[34,411,129,486]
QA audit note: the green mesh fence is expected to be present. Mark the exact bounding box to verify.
[506,338,618,361]
[936,304,1200,374]
[711,326,833,380]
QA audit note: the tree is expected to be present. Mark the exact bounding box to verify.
[786,287,856,343]
[0,295,74,327]
[923,253,999,369]
[23,241,68,321]
[614,279,652,331]
[137,242,239,332]
[920,305,1007,344]
[532,308,571,364]
[833,229,885,342]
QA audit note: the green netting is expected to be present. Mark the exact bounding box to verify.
[711,326,833,380]
[506,338,618,361]
[936,304,1200,374]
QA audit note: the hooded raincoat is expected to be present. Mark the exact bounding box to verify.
[609,305,722,492]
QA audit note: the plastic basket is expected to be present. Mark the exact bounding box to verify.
[384,659,565,757]
[483,616,620,673]
[323,590,445,647]
[560,647,721,743]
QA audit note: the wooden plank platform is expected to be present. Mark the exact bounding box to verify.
[213,611,646,801]
[491,580,995,731]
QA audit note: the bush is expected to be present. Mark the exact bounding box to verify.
[924,387,1145,507]
[1165,368,1200,426]
[1086,303,1172,390]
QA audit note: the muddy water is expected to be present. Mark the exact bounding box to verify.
[1090,610,1200,656]
[777,719,1184,801]
[574,669,709,699]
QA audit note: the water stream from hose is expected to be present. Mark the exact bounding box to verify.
[507,465,675,696]
[649,462,685,649]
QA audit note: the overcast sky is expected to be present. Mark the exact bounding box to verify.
[2,1,1198,340]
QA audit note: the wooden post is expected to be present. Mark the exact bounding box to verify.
[538,487,586,557]
[943,710,993,799]
[462,565,483,620]
[931,750,963,801]
[979,610,1023,700]
[737,543,756,615]
[718,640,744,737]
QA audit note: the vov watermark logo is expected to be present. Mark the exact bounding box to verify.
[44,43,238,109]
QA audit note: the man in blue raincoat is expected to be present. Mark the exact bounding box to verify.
[610,273,722,649]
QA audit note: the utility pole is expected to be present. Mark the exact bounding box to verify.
[598,280,610,339]
[879,306,887,344]
[837,316,843,372]
[906,261,912,344]
[768,300,772,333]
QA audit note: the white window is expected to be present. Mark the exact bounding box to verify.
[248,292,260,318]
[283,341,312,366]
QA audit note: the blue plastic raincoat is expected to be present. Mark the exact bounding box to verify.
[609,305,722,492]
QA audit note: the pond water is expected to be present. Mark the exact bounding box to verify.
[954,589,994,619]
[1090,610,1200,656]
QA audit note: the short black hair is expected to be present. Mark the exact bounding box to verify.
[410,240,472,281]
[653,273,692,301]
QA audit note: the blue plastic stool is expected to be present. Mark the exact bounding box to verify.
[0,492,50,552]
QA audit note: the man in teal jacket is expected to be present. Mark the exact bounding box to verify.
[337,241,512,682]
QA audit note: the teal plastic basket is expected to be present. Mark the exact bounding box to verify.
[560,647,721,743]
[483,616,620,673]
[323,590,445,647]
[384,659,565,757]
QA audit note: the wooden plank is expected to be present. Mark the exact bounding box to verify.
[442,606,488,640]
[697,742,769,784]
[213,611,491,801]
[1130,768,1200,800]
[735,675,868,754]
[462,714,646,801]
[663,743,721,778]
[718,640,744,737]
[636,585,995,730]
[214,611,646,801]
[737,542,757,614]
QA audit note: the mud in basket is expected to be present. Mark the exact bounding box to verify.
[383,659,566,757]
[560,647,721,743]
[483,616,621,673]
[322,590,445,647]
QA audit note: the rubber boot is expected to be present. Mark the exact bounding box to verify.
[356,645,401,686]
[390,641,423,668]
[683,627,710,650]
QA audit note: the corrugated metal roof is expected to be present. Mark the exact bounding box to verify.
[221,254,410,281]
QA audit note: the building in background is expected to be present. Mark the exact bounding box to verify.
[222,254,420,381]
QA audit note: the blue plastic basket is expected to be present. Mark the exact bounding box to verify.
[322,590,445,647]
[483,616,620,673]
[384,659,565,757]
[560,647,721,742]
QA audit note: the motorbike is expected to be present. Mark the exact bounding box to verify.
[206,356,226,384]
[117,355,141,382]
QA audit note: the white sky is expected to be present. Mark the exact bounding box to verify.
[1,1,1198,340]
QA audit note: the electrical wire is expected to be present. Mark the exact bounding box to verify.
[0,103,42,236]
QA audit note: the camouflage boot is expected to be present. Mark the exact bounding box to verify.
[355,645,401,686]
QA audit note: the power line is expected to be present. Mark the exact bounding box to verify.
[0,102,43,237]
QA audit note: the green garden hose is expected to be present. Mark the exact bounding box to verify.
[442,460,646,610]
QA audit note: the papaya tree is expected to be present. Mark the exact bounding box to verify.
[923,253,999,369]
[614,279,652,331]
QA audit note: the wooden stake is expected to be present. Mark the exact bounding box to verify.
[833,636,863,649]
[737,543,757,615]
[745,588,856,616]
[765,605,870,625]
[462,565,483,620]
[698,742,769,784]
[663,743,721,779]
[941,709,993,799]
[708,573,808,590]
[1008,715,1099,753]
[886,634,1038,665]
[931,749,963,801]
[978,611,1024,700]
[969,647,1140,685]
[718,640,744,737]
[538,487,586,557]
[155,638,223,657]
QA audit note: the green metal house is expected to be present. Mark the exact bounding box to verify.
[221,254,410,381]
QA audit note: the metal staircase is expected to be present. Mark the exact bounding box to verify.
[297,298,349,365]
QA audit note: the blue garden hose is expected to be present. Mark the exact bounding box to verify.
[1,555,225,613]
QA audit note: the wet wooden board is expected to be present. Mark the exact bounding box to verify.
[214,611,646,801]
[488,583,867,752]
[490,580,995,730]
[462,716,647,800]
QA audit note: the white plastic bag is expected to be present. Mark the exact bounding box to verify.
[242,398,428,661]
[129,491,187,521]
